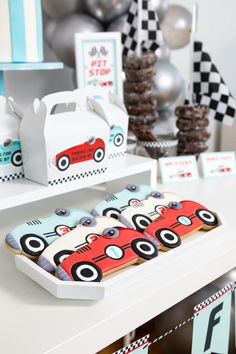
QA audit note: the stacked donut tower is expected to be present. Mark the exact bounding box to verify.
[175,105,210,156]
[121,0,163,138]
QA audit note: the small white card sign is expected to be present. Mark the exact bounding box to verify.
[159,156,199,184]
[75,32,123,97]
[200,151,236,178]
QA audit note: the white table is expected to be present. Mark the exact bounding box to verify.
[1,175,236,354]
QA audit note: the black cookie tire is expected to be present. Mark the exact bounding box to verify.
[20,234,48,256]
[131,238,157,260]
[56,155,70,171]
[195,209,218,227]
[53,250,74,266]
[155,228,181,249]
[71,261,102,282]
[11,150,23,167]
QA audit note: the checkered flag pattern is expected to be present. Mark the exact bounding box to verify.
[194,283,233,314]
[122,0,163,56]
[193,41,236,125]
[113,334,149,354]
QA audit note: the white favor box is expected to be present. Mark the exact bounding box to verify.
[74,87,129,158]
[20,91,110,186]
[0,96,23,182]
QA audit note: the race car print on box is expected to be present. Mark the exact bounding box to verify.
[5,208,92,259]
[120,192,181,232]
[144,200,218,251]
[0,96,23,182]
[56,227,158,282]
[38,216,125,272]
[91,184,155,219]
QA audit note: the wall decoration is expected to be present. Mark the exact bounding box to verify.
[75,32,122,97]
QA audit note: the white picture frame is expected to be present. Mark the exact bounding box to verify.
[75,32,123,98]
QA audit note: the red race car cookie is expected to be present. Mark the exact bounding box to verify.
[56,227,158,282]
[144,200,218,251]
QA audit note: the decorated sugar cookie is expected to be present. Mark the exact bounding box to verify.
[144,201,218,251]
[37,216,125,272]
[5,208,92,259]
[91,184,155,219]
[56,227,158,282]
[120,191,181,232]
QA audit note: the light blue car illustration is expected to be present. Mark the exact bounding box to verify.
[0,139,22,167]
[91,184,155,219]
[5,208,92,258]
[109,125,124,147]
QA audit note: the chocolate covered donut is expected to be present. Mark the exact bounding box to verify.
[124,91,157,105]
[124,79,154,94]
[125,67,156,82]
[176,117,209,131]
[177,130,211,142]
[123,52,157,70]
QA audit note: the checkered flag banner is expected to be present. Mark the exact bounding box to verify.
[122,0,163,56]
[193,41,236,125]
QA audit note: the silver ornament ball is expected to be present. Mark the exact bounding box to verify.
[154,59,185,111]
[107,14,127,32]
[85,0,132,23]
[155,42,171,61]
[161,5,192,49]
[51,14,103,67]
[42,0,84,20]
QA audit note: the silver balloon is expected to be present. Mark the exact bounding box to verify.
[107,14,127,32]
[155,42,171,61]
[42,0,83,20]
[150,0,170,22]
[161,5,192,49]
[51,14,103,67]
[44,19,56,48]
[85,0,132,23]
[154,59,184,111]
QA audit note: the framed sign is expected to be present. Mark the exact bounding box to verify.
[75,32,123,97]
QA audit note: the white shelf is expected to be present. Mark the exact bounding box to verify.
[0,62,63,71]
[1,174,236,353]
[0,154,157,211]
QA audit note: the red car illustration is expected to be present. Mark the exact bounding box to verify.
[56,227,158,282]
[144,201,218,251]
[54,138,105,171]
[211,166,232,174]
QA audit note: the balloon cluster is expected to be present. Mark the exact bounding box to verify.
[43,0,192,114]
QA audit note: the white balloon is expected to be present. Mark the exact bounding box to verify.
[154,59,185,111]
[42,0,83,20]
[85,0,132,23]
[161,5,192,49]
[150,0,170,22]
[52,14,103,67]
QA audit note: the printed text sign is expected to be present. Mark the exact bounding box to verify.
[75,32,122,97]
[191,284,232,354]
[200,151,236,178]
[159,156,199,184]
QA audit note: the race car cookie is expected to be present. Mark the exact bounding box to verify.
[5,208,92,259]
[120,192,181,232]
[37,216,125,272]
[144,200,218,251]
[91,184,155,219]
[56,227,158,282]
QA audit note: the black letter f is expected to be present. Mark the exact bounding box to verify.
[204,302,223,352]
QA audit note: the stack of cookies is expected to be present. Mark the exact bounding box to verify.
[123,52,158,135]
[175,104,211,156]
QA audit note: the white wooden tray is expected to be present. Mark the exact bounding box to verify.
[15,214,227,300]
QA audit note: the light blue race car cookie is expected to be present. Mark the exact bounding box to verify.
[91,184,155,219]
[5,208,92,258]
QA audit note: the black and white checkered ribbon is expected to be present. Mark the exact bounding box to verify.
[192,41,236,126]
[122,0,163,56]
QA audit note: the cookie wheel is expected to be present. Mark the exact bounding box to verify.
[131,238,158,260]
[93,147,105,162]
[71,261,102,282]
[195,209,218,227]
[155,228,181,249]
[132,214,152,232]
[114,133,124,147]
[11,150,23,167]
[20,234,48,257]
[53,250,74,266]
[103,207,121,219]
